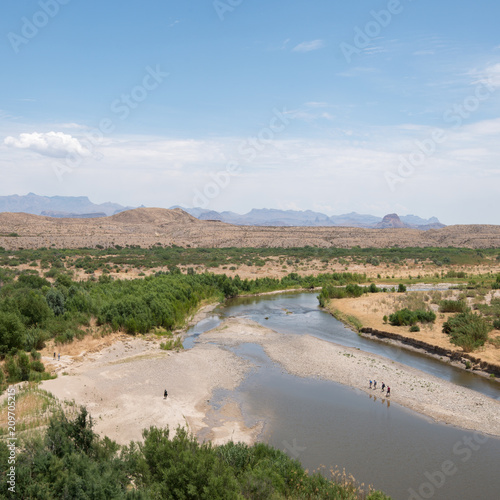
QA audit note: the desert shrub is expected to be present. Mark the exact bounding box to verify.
[446,270,467,278]
[409,325,420,332]
[442,312,492,352]
[389,308,436,326]
[160,337,183,351]
[493,319,500,330]
[345,284,364,297]
[398,283,407,293]
[439,300,469,313]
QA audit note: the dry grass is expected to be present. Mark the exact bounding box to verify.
[327,290,500,366]
[0,384,78,437]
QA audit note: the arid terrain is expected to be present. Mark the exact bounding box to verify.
[2,207,500,250]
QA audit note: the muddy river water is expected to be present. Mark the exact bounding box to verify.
[184,292,500,500]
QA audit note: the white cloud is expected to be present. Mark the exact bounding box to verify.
[292,39,325,53]
[4,131,90,159]
[2,117,500,224]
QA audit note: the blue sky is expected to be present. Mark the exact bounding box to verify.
[1,0,499,224]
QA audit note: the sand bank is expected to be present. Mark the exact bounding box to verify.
[41,315,500,447]
[200,318,500,438]
[40,336,262,446]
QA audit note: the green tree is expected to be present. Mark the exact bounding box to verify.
[46,288,66,316]
[0,311,25,353]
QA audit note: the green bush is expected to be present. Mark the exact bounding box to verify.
[30,360,46,373]
[0,312,25,354]
[398,283,407,293]
[389,308,436,326]
[443,312,492,352]
[439,300,469,313]
[409,325,420,332]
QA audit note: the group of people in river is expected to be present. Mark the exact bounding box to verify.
[369,379,390,396]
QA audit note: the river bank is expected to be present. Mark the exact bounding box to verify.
[199,317,500,438]
[323,291,500,377]
[40,334,263,445]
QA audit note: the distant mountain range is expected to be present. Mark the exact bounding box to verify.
[0,194,445,229]
[0,193,135,217]
[171,207,445,230]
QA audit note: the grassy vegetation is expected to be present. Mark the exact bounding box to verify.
[327,309,363,332]
[442,312,492,352]
[0,384,77,437]
[439,299,470,313]
[0,406,391,499]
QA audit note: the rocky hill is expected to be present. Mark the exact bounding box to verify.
[0,208,498,250]
[376,213,407,229]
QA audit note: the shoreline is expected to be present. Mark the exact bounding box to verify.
[200,317,500,438]
[321,294,500,380]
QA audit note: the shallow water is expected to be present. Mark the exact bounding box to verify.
[185,292,500,400]
[227,343,500,500]
[183,293,500,499]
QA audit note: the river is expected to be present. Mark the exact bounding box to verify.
[184,292,500,500]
